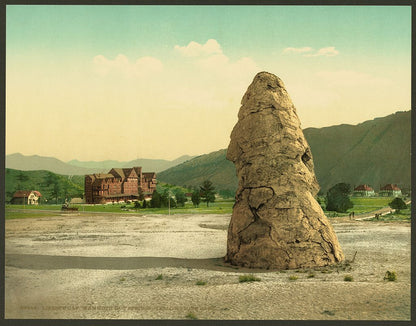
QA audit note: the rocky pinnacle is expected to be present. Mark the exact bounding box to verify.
[225,71,344,269]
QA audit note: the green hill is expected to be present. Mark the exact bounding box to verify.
[158,149,237,192]
[5,169,84,204]
[304,110,411,193]
[158,111,411,194]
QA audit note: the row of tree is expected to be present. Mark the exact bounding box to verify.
[136,180,217,209]
[323,182,407,213]
[6,170,83,204]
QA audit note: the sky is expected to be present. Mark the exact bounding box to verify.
[6,5,411,162]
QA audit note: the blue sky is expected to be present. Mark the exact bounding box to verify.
[6,5,411,161]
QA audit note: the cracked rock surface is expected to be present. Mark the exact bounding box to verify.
[225,71,344,269]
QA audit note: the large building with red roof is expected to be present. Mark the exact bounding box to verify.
[84,167,156,204]
[353,184,375,197]
[379,184,402,197]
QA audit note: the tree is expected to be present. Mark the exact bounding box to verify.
[150,190,162,208]
[219,189,235,199]
[174,189,187,207]
[191,189,201,207]
[161,189,176,208]
[200,180,216,207]
[134,201,141,209]
[46,172,62,203]
[142,199,148,208]
[389,197,407,213]
[326,183,353,213]
[137,188,145,201]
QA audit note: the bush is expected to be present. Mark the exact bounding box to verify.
[196,280,206,286]
[326,183,353,213]
[384,271,397,281]
[155,274,163,280]
[186,313,198,320]
[389,198,407,213]
[288,275,298,281]
[344,275,353,282]
[239,274,261,283]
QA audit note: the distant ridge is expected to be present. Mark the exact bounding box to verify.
[6,153,94,176]
[67,155,194,173]
[6,153,194,175]
[158,111,411,193]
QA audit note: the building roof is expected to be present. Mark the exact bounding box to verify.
[380,184,401,191]
[87,167,152,182]
[143,172,156,179]
[354,184,374,191]
[94,173,114,179]
[13,190,42,198]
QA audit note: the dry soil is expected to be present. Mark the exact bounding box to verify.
[5,212,411,320]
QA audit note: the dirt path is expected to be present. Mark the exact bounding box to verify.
[354,200,411,221]
[5,213,410,320]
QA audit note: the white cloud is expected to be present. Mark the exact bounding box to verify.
[174,39,223,57]
[283,47,313,54]
[304,46,339,57]
[283,46,339,57]
[93,54,163,77]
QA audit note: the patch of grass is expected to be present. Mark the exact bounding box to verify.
[279,270,287,273]
[196,280,206,286]
[321,269,333,274]
[384,271,397,281]
[120,277,126,282]
[155,274,163,280]
[238,274,261,283]
[186,312,198,320]
[322,310,335,316]
[5,207,62,219]
[307,272,315,278]
[344,275,353,282]
[288,275,298,281]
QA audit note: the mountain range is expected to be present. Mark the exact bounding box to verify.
[6,110,411,195]
[6,153,194,175]
[158,110,411,193]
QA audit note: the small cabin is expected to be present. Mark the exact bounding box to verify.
[11,190,42,205]
[353,184,375,197]
[379,184,402,197]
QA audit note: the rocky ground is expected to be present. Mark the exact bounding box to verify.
[5,212,411,320]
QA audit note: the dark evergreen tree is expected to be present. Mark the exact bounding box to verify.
[150,190,162,208]
[191,189,201,207]
[200,180,216,207]
[326,183,353,213]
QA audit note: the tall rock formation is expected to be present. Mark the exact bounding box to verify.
[225,72,344,269]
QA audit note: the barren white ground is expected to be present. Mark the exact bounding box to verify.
[5,213,410,320]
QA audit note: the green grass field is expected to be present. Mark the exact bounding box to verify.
[350,197,395,213]
[5,197,410,221]
[5,199,235,219]
[323,196,405,216]
[368,206,411,222]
